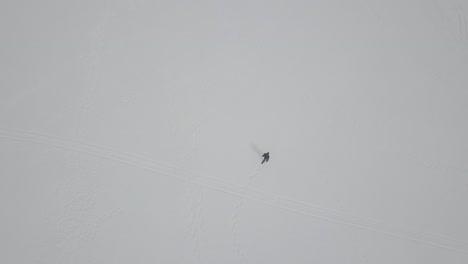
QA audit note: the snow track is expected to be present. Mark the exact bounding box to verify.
[1,127,467,254]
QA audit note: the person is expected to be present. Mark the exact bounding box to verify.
[261,152,270,164]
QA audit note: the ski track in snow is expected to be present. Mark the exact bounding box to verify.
[456,2,468,41]
[187,187,204,264]
[231,200,248,264]
[76,0,119,139]
[230,165,261,264]
[1,127,467,254]
[180,121,203,163]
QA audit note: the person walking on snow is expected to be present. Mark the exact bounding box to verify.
[261,152,270,164]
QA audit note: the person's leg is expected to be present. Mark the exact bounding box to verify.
[261,158,265,164]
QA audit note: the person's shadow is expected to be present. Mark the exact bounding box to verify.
[250,143,263,157]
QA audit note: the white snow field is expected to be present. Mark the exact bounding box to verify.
[1,0,468,263]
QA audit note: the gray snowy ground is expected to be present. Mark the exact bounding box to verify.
[1,0,468,263]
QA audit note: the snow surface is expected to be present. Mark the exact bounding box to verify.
[1,0,468,263]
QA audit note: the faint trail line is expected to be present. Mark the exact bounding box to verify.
[465,15,468,41]
[1,127,467,254]
[180,121,203,163]
[0,128,176,176]
[230,165,261,264]
[76,0,118,138]
[185,171,468,254]
[247,165,262,186]
[460,14,464,41]
[187,187,203,264]
[455,1,468,42]
[231,200,247,264]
